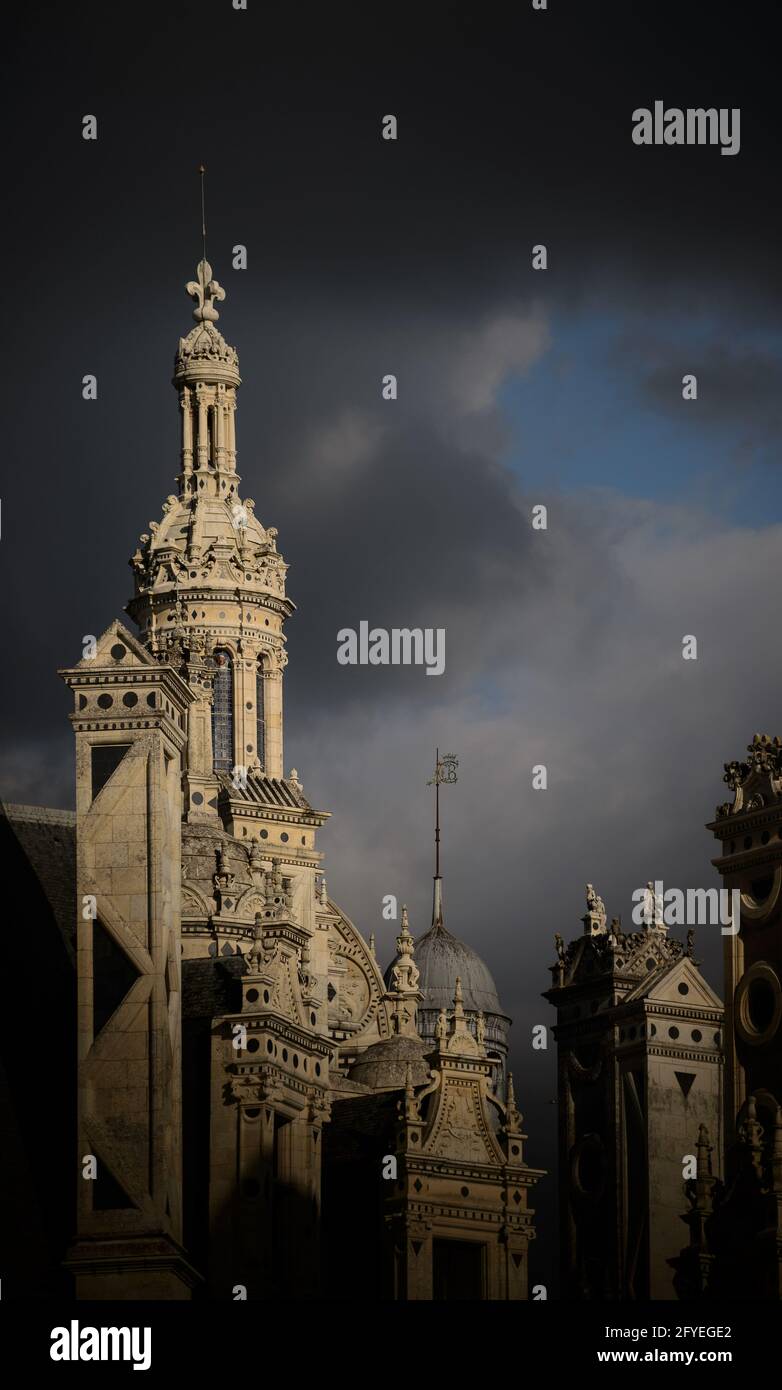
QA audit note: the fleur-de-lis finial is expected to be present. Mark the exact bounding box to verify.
[186,259,226,324]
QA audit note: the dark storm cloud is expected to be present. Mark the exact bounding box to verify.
[642,344,782,434]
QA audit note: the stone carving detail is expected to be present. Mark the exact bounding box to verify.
[717,733,782,817]
[186,259,225,324]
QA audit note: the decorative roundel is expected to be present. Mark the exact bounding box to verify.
[740,865,782,922]
[735,962,782,1046]
[110,643,127,661]
[570,1134,606,1202]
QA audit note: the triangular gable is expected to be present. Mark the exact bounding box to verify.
[60,619,154,674]
[639,955,723,1011]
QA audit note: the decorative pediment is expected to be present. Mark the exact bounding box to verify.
[181,883,214,920]
[637,956,723,1010]
[73,620,154,671]
[422,1073,504,1165]
[716,734,782,818]
[326,901,390,1042]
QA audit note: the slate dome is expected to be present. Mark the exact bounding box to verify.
[385,919,504,1017]
[348,1034,432,1092]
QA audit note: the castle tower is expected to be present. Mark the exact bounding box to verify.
[709,734,782,1146]
[384,979,543,1299]
[544,885,723,1300]
[126,257,291,803]
[690,734,782,1297]
[59,622,198,1298]
[124,254,330,985]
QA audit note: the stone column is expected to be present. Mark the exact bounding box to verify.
[216,394,226,470]
[227,397,237,470]
[265,660,284,779]
[181,388,193,479]
[197,392,208,469]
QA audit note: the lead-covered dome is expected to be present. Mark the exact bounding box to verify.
[385,919,503,1017]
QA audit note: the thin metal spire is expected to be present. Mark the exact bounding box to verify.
[198,163,207,264]
[427,751,458,928]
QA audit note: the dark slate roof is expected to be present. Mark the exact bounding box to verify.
[182,954,248,1019]
[217,771,310,810]
[1,803,77,961]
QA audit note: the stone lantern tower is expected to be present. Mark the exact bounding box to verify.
[126,258,292,813]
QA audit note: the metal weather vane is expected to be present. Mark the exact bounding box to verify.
[428,749,458,882]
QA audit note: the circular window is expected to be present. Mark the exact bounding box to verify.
[669,1026,679,1039]
[691,1029,702,1043]
[282,1048,288,1063]
[460,1186,469,1198]
[293,1054,299,1069]
[736,963,782,1045]
[315,1063,321,1076]
[678,983,689,996]
[246,1038,260,1053]
[260,830,268,840]
[191,792,203,805]
[97,694,113,709]
[280,833,289,843]
[122,691,138,707]
[246,988,259,1003]
[310,1012,316,1026]
[110,643,127,661]
[245,1108,260,1119]
[147,693,156,707]
[267,1040,273,1053]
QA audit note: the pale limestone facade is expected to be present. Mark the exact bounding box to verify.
[56,256,541,1300]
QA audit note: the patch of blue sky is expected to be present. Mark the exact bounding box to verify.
[498,311,782,526]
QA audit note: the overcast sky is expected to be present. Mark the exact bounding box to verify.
[4,0,781,1289]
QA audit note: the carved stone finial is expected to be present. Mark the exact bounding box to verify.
[396,906,414,956]
[186,259,226,324]
[584,882,607,935]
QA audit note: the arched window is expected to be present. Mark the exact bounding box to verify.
[212,649,234,771]
[256,659,266,772]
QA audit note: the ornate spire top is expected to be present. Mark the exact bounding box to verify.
[186,259,226,324]
[389,905,421,1007]
[427,749,458,930]
[396,905,414,956]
